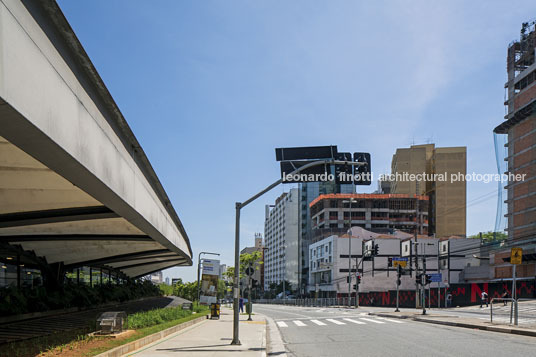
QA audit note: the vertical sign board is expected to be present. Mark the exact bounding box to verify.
[511,248,523,265]
[200,259,220,305]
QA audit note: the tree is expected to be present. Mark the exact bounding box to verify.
[239,251,263,276]
[217,280,227,299]
[469,231,507,242]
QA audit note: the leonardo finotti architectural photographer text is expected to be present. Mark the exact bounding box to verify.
[282,171,526,183]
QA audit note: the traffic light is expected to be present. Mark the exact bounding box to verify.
[373,244,379,256]
[347,276,351,283]
[335,152,353,184]
[356,275,361,284]
[397,279,401,286]
[415,274,422,285]
[353,284,357,290]
[252,279,258,288]
[388,257,393,267]
[353,152,371,185]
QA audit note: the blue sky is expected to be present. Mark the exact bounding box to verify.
[57,0,536,282]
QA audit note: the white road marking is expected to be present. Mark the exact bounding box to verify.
[376,317,404,323]
[360,318,385,324]
[294,320,307,327]
[343,318,366,324]
[277,321,288,327]
[311,319,327,326]
[326,319,346,325]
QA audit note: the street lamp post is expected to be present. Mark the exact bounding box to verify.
[343,198,357,308]
[231,158,365,345]
[197,251,220,303]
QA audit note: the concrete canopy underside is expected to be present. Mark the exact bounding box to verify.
[0,0,192,278]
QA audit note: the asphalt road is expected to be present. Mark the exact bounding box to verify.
[255,304,536,357]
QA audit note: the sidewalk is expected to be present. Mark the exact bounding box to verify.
[368,309,536,337]
[126,307,266,356]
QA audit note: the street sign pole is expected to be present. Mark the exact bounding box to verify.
[396,279,400,312]
[231,158,365,345]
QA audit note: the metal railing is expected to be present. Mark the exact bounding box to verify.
[490,298,536,326]
[490,298,515,324]
[255,297,357,307]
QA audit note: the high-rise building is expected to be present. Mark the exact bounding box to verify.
[390,144,467,238]
[264,189,299,291]
[495,20,536,244]
[492,21,536,280]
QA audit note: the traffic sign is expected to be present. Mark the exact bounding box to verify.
[245,267,254,276]
[392,257,408,268]
[427,273,442,283]
[511,247,523,265]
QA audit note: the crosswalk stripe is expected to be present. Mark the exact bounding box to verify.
[343,318,365,324]
[277,321,288,327]
[326,319,346,325]
[311,319,326,326]
[376,317,404,324]
[360,318,385,324]
[294,320,307,327]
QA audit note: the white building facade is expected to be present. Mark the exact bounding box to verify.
[308,227,482,297]
[264,189,299,291]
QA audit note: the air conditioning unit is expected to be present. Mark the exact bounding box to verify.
[96,311,127,334]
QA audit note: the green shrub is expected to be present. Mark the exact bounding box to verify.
[0,279,162,317]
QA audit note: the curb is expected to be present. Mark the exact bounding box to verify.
[265,315,288,357]
[369,312,536,337]
[95,315,208,357]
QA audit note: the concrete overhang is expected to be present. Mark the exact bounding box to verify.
[0,0,192,278]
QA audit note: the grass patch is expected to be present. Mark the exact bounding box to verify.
[127,303,206,329]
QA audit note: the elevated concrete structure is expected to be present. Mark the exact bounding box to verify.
[0,0,192,283]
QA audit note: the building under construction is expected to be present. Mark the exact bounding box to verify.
[493,20,536,280]
[309,194,429,242]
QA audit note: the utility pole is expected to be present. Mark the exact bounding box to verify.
[395,265,401,312]
[344,198,356,308]
[422,243,427,315]
[414,181,420,309]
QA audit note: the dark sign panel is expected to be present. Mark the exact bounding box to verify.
[275,145,337,161]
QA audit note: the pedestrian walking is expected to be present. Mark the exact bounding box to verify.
[502,291,509,306]
[480,291,488,308]
[239,297,244,313]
